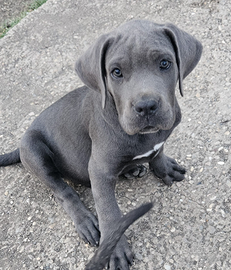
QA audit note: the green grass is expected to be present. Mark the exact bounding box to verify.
[0,0,48,38]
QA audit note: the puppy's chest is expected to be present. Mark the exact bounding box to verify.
[132,141,164,161]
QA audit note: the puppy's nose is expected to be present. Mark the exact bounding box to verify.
[134,100,158,116]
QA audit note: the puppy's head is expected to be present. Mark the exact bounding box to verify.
[76,20,202,135]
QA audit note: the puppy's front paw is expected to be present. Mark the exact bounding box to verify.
[75,211,100,247]
[150,155,186,186]
[107,235,133,270]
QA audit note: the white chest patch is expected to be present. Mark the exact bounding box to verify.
[133,141,164,160]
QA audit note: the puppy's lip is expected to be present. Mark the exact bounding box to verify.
[139,126,160,134]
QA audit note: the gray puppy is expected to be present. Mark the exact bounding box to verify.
[0,20,202,270]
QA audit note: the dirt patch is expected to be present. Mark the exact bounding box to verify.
[0,0,35,25]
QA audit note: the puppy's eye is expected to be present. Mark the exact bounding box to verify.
[159,59,171,70]
[111,68,123,78]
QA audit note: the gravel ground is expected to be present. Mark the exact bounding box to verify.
[0,0,231,269]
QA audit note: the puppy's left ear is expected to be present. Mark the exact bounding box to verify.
[75,34,114,108]
[164,24,203,96]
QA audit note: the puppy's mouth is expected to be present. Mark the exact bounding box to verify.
[139,126,160,134]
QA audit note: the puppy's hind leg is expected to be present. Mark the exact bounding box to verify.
[20,130,100,246]
[122,165,147,179]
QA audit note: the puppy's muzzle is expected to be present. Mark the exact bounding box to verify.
[133,99,160,134]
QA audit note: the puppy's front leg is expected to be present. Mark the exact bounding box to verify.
[89,158,133,270]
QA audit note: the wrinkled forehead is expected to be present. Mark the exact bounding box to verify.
[106,24,175,67]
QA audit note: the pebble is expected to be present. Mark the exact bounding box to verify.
[164,263,171,270]
[208,226,216,234]
[135,253,143,261]
[226,180,231,188]
[217,161,224,165]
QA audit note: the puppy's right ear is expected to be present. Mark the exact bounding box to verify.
[75,34,114,109]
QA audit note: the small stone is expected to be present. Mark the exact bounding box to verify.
[217,161,224,165]
[19,246,25,253]
[226,180,231,188]
[208,225,216,234]
[164,263,171,270]
[135,253,143,261]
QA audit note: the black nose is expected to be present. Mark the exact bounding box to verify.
[134,100,158,116]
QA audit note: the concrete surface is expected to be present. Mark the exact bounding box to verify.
[0,0,231,269]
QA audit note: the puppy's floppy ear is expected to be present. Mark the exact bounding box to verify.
[164,24,203,96]
[75,34,114,108]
